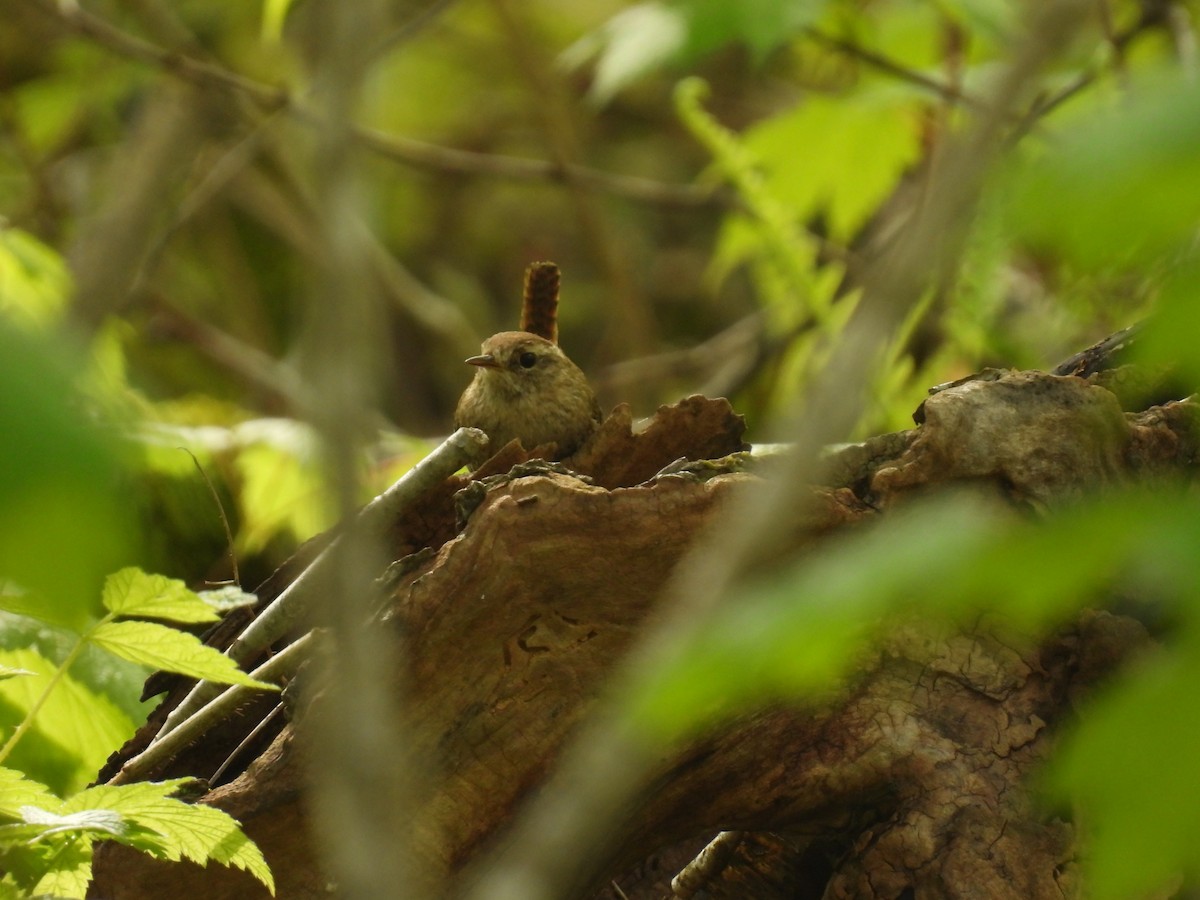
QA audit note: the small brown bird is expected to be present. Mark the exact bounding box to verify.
[454,330,601,459]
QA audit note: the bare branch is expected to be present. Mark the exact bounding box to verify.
[29,0,721,211]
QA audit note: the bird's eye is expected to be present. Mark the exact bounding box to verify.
[518,351,538,369]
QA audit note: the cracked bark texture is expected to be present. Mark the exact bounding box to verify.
[89,377,1195,900]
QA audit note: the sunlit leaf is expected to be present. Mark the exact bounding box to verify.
[64,781,275,894]
[88,622,277,691]
[233,424,329,554]
[29,838,92,899]
[101,568,219,625]
[0,227,70,328]
[0,649,135,795]
[0,767,60,818]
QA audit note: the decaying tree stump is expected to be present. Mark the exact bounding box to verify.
[89,369,1197,899]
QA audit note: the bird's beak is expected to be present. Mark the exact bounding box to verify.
[465,353,499,368]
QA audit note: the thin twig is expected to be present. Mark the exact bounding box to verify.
[108,632,314,785]
[30,0,721,211]
[208,701,285,786]
[1008,4,1167,142]
[179,447,240,586]
[804,26,991,111]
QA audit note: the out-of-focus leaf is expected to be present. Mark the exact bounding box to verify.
[0,323,134,630]
[0,227,70,328]
[625,494,1004,738]
[1135,253,1200,385]
[564,0,827,105]
[1047,627,1200,900]
[1005,72,1200,268]
[561,3,688,106]
[743,89,922,241]
[626,488,1200,741]
[936,0,1016,43]
[677,0,827,62]
[261,0,298,42]
[234,430,329,554]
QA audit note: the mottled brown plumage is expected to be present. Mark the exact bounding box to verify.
[454,331,601,459]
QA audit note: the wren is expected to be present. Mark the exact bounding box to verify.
[454,330,601,459]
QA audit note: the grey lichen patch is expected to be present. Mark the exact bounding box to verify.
[821,431,915,489]
[378,546,437,594]
[453,460,596,528]
[652,451,757,482]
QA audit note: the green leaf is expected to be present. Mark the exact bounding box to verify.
[937,0,1017,42]
[1047,633,1200,900]
[0,649,136,795]
[562,3,687,106]
[261,0,299,42]
[626,489,1200,741]
[64,781,275,895]
[742,88,923,241]
[1005,71,1200,268]
[565,0,828,105]
[0,667,32,682]
[88,622,278,691]
[234,431,330,555]
[1135,253,1200,385]
[101,568,219,625]
[30,838,92,899]
[0,226,71,328]
[676,0,826,63]
[0,767,60,818]
[0,322,135,630]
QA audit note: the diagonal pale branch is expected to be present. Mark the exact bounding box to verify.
[108,632,315,786]
[152,427,489,744]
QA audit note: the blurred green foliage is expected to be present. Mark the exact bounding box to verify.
[0,0,1198,896]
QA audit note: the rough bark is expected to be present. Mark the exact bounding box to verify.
[89,375,1197,900]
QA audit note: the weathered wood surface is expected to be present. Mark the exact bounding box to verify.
[89,378,1196,899]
